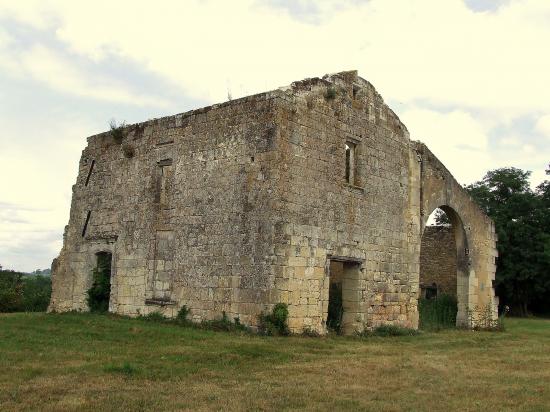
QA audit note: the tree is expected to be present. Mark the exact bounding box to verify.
[465,166,550,316]
[0,271,23,312]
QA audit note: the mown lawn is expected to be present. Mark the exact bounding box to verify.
[0,313,549,411]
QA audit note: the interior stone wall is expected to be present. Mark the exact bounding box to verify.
[419,226,457,298]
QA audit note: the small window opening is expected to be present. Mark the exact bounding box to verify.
[156,159,173,209]
[352,84,360,99]
[85,160,95,186]
[82,211,91,237]
[423,283,438,300]
[345,142,356,184]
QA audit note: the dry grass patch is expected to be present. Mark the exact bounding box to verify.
[0,313,549,411]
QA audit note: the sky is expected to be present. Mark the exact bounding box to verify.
[0,0,549,272]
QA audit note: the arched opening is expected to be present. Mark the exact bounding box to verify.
[419,206,470,329]
[87,252,112,312]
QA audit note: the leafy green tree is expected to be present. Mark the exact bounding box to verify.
[21,275,52,311]
[466,166,550,316]
[0,271,23,312]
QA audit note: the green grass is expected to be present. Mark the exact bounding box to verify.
[0,313,549,411]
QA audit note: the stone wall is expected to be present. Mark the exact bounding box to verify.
[419,226,457,298]
[50,93,284,327]
[272,72,415,333]
[49,70,498,333]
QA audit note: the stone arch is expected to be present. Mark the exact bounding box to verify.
[410,142,498,327]
[420,205,470,326]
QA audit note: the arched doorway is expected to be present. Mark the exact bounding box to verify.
[419,206,470,329]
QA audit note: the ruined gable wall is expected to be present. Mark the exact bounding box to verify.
[50,94,283,325]
[272,72,415,333]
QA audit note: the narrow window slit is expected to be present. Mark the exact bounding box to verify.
[345,142,356,184]
[85,160,95,186]
[82,211,91,237]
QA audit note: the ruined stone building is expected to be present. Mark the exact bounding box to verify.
[49,71,498,334]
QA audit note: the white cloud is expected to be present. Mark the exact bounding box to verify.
[1,0,549,112]
[400,108,492,184]
[19,0,544,113]
[1,44,170,107]
[0,0,550,269]
[535,114,550,139]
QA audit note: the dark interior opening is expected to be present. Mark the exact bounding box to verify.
[87,252,112,312]
[327,281,343,332]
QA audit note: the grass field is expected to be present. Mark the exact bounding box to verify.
[0,313,549,411]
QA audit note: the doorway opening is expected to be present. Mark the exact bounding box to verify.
[87,252,112,312]
[419,206,469,329]
[327,259,361,334]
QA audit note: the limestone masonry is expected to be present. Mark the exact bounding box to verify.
[49,71,499,333]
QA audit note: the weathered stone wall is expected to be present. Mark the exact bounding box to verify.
[50,70,498,333]
[271,71,415,333]
[50,93,284,326]
[419,226,457,298]
[410,142,499,326]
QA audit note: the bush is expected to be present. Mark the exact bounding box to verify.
[0,271,52,313]
[109,119,126,143]
[21,275,51,312]
[419,294,458,331]
[258,303,290,336]
[0,271,23,312]
[176,305,191,324]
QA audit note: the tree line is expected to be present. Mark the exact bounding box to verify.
[1,165,548,317]
[0,270,52,312]
[465,165,550,316]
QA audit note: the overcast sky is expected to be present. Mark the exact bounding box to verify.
[1,0,549,272]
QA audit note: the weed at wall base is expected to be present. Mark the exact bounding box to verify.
[258,303,290,336]
[357,325,419,338]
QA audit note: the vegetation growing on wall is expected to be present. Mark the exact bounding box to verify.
[109,119,126,143]
[86,254,112,312]
[259,303,290,336]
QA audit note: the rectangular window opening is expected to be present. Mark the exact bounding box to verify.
[345,142,356,185]
[156,159,173,209]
